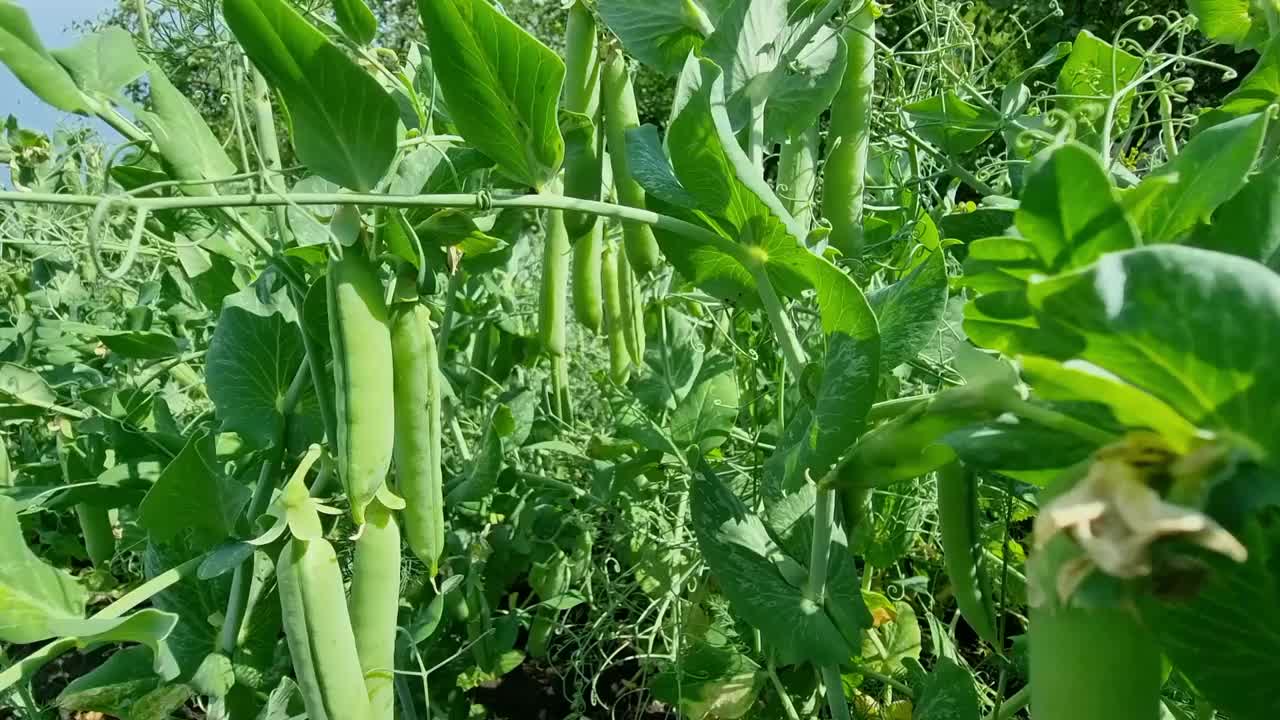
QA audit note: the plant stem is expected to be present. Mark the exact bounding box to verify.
[746,261,808,379]
[984,684,1030,720]
[820,664,852,720]
[766,658,802,720]
[806,488,836,603]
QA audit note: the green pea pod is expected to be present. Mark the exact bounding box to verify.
[601,240,631,384]
[778,126,819,230]
[572,222,604,334]
[561,1,603,237]
[278,536,375,720]
[539,209,571,358]
[601,47,661,275]
[617,241,645,366]
[527,607,556,659]
[389,301,445,573]
[822,3,875,255]
[0,432,10,487]
[1029,536,1162,720]
[935,462,1000,647]
[328,246,395,525]
[350,499,400,720]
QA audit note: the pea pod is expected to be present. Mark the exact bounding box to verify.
[935,462,999,647]
[0,432,10,487]
[539,209,571,358]
[389,301,445,573]
[601,46,661,275]
[822,3,875,255]
[572,222,604,334]
[349,499,400,720]
[278,535,374,720]
[616,240,645,366]
[1029,535,1162,720]
[328,246,395,525]
[778,126,819,230]
[600,240,631,384]
[561,1,603,237]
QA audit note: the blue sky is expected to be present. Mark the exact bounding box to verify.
[2,0,121,134]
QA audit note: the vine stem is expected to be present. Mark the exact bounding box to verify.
[0,555,206,693]
[745,260,808,379]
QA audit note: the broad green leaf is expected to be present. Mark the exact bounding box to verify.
[138,431,251,546]
[626,124,701,209]
[690,464,858,667]
[1188,0,1270,51]
[0,362,59,411]
[1055,30,1143,141]
[0,495,87,643]
[1028,246,1280,462]
[763,483,873,652]
[55,645,191,720]
[138,64,238,191]
[1127,112,1269,243]
[671,357,740,453]
[225,0,398,190]
[53,610,181,680]
[765,253,880,493]
[51,27,147,100]
[633,307,705,413]
[597,0,717,75]
[1191,159,1280,270]
[417,0,565,190]
[861,601,921,674]
[332,0,376,45]
[206,286,319,449]
[285,176,341,247]
[650,641,764,719]
[904,92,1002,155]
[0,0,90,112]
[913,657,980,720]
[1017,142,1137,268]
[869,250,949,372]
[1139,521,1280,720]
[943,404,1107,471]
[764,26,848,142]
[701,0,786,126]
[1200,35,1280,130]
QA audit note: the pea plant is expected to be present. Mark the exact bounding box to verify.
[2,0,1280,718]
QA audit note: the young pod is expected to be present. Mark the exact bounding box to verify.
[389,301,445,572]
[561,1,603,237]
[349,499,401,720]
[601,46,661,275]
[277,536,375,720]
[600,241,631,384]
[538,209,572,358]
[616,242,645,366]
[328,247,395,525]
[935,462,1000,647]
[1029,536,1162,720]
[822,4,875,255]
[572,222,604,334]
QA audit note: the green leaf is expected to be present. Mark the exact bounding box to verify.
[913,657,980,720]
[861,601,921,675]
[51,27,147,99]
[0,362,59,411]
[1200,34,1280,130]
[138,64,238,190]
[1017,143,1138,269]
[701,0,786,126]
[764,26,848,142]
[1055,30,1143,141]
[1191,159,1280,270]
[1127,112,1269,243]
[0,495,87,643]
[869,251,949,372]
[766,254,880,493]
[96,329,184,360]
[0,0,90,112]
[206,286,318,449]
[904,92,1002,155]
[55,646,190,720]
[1028,246,1280,462]
[1139,521,1280,720]
[626,124,701,209]
[138,431,251,546]
[597,0,716,75]
[1188,0,1270,51]
[671,357,740,453]
[224,0,398,191]
[690,464,858,667]
[332,0,376,45]
[417,0,565,190]
[650,641,764,719]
